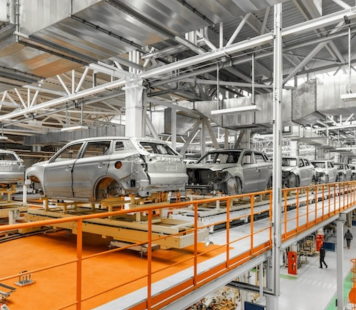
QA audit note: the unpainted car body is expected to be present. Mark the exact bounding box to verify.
[26,137,187,202]
[348,164,356,180]
[311,160,338,184]
[186,149,272,195]
[282,156,316,188]
[334,163,352,182]
[0,150,25,186]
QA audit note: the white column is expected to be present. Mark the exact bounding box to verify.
[334,152,341,163]
[240,130,251,149]
[317,149,324,159]
[171,107,177,150]
[201,120,206,157]
[290,141,299,157]
[272,4,282,309]
[336,214,346,310]
[124,79,145,137]
[266,257,278,309]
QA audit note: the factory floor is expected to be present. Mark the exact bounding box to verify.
[279,225,356,310]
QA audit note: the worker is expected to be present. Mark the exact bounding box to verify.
[344,229,353,249]
[319,245,328,269]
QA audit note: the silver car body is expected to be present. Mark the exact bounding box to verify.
[0,150,25,185]
[348,164,356,180]
[186,149,272,195]
[311,160,338,184]
[282,157,316,187]
[334,163,352,182]
[26,137,187,202]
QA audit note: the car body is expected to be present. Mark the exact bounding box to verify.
[282,156,316,188]
[0,150,25,186]
[334,163,352,182]
[348,164,356,180]
[183,159,197,165]
[311,160,338,184]
[26,137,187,202]
[186,149,272,195]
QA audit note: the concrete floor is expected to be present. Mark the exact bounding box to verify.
[279,225,356,310]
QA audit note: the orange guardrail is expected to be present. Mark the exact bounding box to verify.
[0,181,355,310]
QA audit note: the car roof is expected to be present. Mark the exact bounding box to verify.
[62,136,167,144]
[206,148,263,153]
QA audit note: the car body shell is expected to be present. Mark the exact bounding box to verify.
[0,150,25,185]
[282,156,316,188]
[348,164,356,180]
[26,137,187,202]
[186,149,272,195]
[311,160,338,184]
[334,163,352,182]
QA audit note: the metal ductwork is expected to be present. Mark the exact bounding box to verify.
[23,124,124,146]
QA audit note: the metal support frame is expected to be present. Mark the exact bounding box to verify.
[272,4,283,308]
[336,213,346,310]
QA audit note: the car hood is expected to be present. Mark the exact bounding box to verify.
[281,167,295,172]
[187,163,239,171]
[314,168,326,173]
[32,160,49,167]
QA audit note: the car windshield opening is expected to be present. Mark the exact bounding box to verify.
[140,142,176,155]
[197,152,241,164]
[282,158,297,167]
[312,162,325,168]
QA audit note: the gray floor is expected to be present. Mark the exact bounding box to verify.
[279,225,356,310]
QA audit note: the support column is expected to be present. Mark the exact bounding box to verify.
[240,130,251,149]
[334,152,341,163]
[200,120,206,157]
[271,4,282,309]
[336,214,346,310]
[124,79,145,137]
[266,257,278,309]
[171,107,177,150]
[317,149,323,160]
[290,141,299,157]
[224,128,229,149]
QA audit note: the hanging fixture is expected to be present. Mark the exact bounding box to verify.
[0,125,8,140]
[61,102,88,132]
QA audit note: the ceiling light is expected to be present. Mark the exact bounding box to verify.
[61,125,88,132]
[0,136,8,140]
[211,105,261,115]
[341,93,356,101]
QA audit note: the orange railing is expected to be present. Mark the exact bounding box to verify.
[0,181,355,310]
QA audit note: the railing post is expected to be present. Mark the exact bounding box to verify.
[147,210,152,309]
[306,187,309,226]
[284,190,287,240]
[314,185,318,223]
[269,190,272,246]
[226,197,230,268]
[322,186,325,219]
[194,201,198,286]
[296,188,299,232]
[334,184,336,214]
[76,219,82,310]
[250,195,254,255]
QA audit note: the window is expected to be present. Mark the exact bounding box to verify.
[140,142,176,155]
[328,162,334,168]
[0,153,17,161]
[115,141,125,152]
[82,141,111,158]
[255,153,266,163]
[52,143,83,162]
[304,159,310,166]
[299,159,304,167]
[242,152,253,165]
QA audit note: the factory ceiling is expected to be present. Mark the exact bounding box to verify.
[1,0,356,159]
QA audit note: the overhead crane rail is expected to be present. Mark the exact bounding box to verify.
[0,181,355,310]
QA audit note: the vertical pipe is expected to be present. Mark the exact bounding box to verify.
[322,186,325,219]
[76,219,83,310]
[147,210,152,309]
[259,262,264,298]
[306,188,309,225]
[349,25,351,93]
[252,53,255,104]
[219,22,224,48]
[284,190,287,240]
[336,217,345,310]
[272,4,283,301]
[315,185,318,223]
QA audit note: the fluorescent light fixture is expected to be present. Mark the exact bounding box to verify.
[341,93,356,101]
[61,125,88,132]
[0,136,8,140]
[211,105,261,115]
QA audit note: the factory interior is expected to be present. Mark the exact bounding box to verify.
[1,0,356,309]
